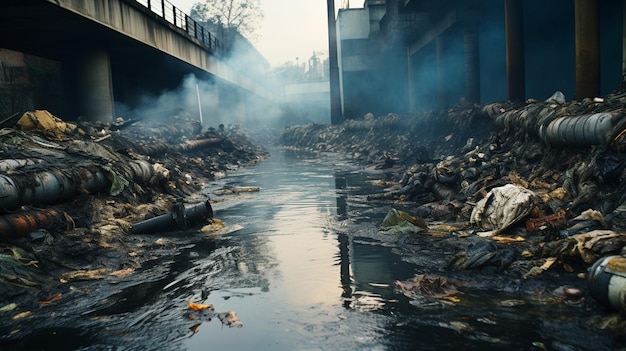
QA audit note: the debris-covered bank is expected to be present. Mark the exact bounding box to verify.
[280,92,626,341]
[0,110,267,335]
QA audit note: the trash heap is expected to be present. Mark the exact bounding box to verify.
[0,110,267,301]
[280,91,626,318]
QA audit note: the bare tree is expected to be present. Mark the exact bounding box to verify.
[190,0,263,43]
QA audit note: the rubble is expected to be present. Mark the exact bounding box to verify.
[0,109,267,308]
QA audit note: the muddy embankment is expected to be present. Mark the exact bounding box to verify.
[280,91,626,341]
[0,110,267,337]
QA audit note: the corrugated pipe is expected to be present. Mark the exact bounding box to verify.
[121,160,155,183]
[0,158,43,172]
[0,167,109,212]
[129,200,213,234]
[177,137,222,152]
[0,207,69,240]
[539,113,617,146]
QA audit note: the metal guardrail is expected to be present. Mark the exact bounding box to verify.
[133,0,222,55]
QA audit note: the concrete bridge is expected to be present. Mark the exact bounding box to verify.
[0,0,272,123]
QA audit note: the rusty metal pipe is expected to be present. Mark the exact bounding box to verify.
[0,208,68,240]
[130,200,213,234]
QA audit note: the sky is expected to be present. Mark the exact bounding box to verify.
[171,0,351,67]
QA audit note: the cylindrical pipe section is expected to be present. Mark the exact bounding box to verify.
[575,0,600,100]
[130,200,213,234]
[539,113,616,146]
[0,166,111,212]
[505,0,526,102]
[464,24,481,104]
[0,208,67,240]
[177,137,222,152]
[588,255,626,311]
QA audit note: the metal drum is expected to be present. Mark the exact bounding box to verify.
[587,255,626,311]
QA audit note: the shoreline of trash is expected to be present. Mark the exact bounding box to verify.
[2,89,626,345]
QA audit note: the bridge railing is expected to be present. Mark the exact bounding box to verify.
[133,0,223,55]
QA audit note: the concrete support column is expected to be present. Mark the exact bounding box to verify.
[464,24,480,104]
[407,50,416,112]
[327,0,342,125]
[575,0,600,100]
[77,49,113,123]
[623,0,626,83]
[436,36,447,109]
[505,0,525,102]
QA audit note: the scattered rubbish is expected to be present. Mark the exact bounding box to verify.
[15,110,78,140]
[523,257,557,279]
[545,91,566,104]
[129,200,213,234]
[540,230,626,265]
[188,302,214,311]
[0,303,17,313]
[59,268,107,283]
[470,184,538,237]
[186,302,242,328]
[213,185,261,196]
[587,255,626,311]
[11,310,31,320]
[572,208,606,227]
[217,311,243,328]
[395,274,461,306]
[449,240,516,271]
[525,210,566,232]
[381,208,427,234]
[38,293,63,305]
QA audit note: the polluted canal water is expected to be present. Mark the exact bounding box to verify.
[3,148,617,351]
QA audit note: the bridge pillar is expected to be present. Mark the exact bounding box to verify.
[464,23,481,104]
[575,0,600,100]
[76,49,114,123]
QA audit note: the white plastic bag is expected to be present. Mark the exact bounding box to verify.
[470,184,538,237]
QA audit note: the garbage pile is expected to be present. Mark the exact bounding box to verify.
[280,91,626,318]
[0,110,267,301]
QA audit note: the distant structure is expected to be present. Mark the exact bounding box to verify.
[334,0,623,119]
[279,51,331,125]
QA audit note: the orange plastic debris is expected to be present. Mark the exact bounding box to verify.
[188,302,214,311]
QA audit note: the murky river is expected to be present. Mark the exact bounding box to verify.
[3,148,614,350]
